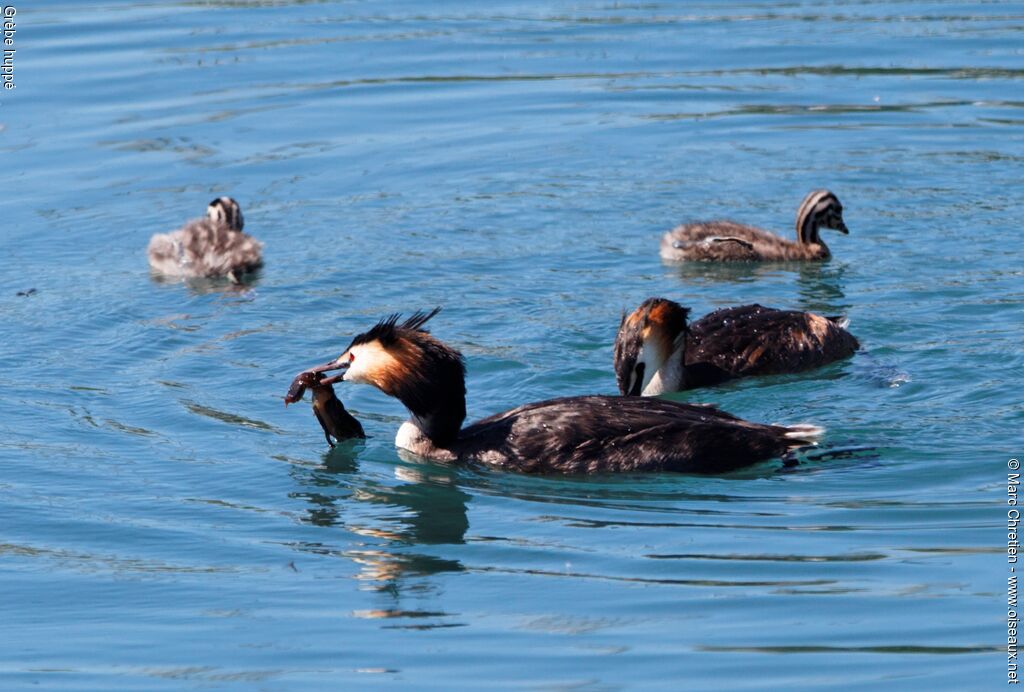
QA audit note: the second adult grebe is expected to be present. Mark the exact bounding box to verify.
[614,297,859,395]
[147,197,263,282]
[291,309,824,474]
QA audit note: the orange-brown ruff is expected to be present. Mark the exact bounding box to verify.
[660,189,849,262]
[615,298,859,395]
[299,309,824,474]
[147,197,263,280]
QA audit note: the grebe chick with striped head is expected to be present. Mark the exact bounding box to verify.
[147,197,263,282]
[293,309,824,474]
[614,297,859,396]
[660,189,849,262]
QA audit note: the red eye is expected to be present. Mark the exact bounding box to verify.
[348,352,356,362]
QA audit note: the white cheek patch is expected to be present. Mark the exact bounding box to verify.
[342,351,367,383]
[342,343,394,386]
[345,363,368,384]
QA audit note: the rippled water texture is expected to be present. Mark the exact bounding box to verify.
[2,1,1021,688]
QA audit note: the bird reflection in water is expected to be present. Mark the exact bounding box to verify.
[795,262,850,317]
[288,444,470,600]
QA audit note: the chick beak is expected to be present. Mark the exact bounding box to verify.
[835,219,850,234]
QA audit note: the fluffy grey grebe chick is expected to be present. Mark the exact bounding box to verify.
[293,309,824,474]
[660,189,849,262]
[614,297,859,396]
[147,197,262,282]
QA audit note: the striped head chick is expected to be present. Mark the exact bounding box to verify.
[306,308,467,449]
[207,196,244,232]
[614,298,690,396]
[795,189,848,247]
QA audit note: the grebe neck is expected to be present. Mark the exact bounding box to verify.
[642,339,687,395]
[395,415,459,462]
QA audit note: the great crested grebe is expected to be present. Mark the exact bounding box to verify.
[147,197,263,282]
[614,297,859,396]
[291,309,824,474]
[660,189,849,262]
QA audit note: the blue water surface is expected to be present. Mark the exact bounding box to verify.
[1,1,1021,688]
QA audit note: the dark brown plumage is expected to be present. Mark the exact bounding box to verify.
[299,309,824,475]
[614,298,858,395]
[660,189,849,262]
[689,303,859,379]
[453,395,813,474]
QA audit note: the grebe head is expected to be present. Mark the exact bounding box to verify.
[307,308,467,443]
[795,189,847,244]
[614,298,690,396]
[207,197,244,231]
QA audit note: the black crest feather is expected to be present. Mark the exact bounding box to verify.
[401,307,442,333]
[348,307,442,349]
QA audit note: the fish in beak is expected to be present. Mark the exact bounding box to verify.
[284,365,364,446]
[298,355,351,390]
